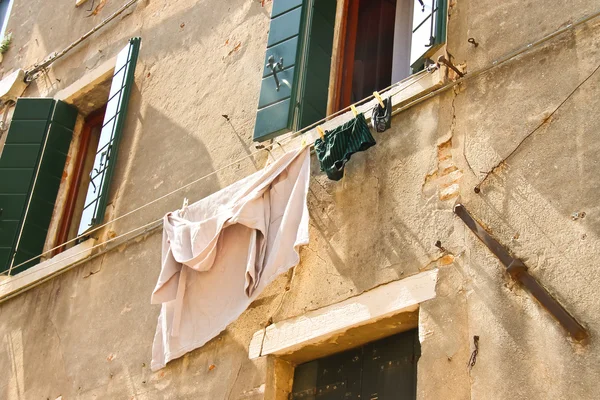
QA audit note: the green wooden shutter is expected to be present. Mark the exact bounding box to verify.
[296,0,336,130]
[410,0,448,72]
[253,0,305,142]
[77,37,141,236]
[253,0,335,142]
[0,98,77,274]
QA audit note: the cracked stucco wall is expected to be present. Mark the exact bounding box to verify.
[1,0,600,399]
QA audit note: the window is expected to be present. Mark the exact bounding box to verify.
[54,106,105,254]
[290,329,420,399]
[0,0,13,38]
[0,38,141,275]
[76,38,141,237]
[253,0,447,142]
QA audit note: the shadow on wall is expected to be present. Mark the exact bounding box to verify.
[4,0,274,232]
[0,235,264,399]
[107,87,223,231]
[19,0,269,97]
[307,100,443,294]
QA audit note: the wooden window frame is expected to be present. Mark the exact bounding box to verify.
[54,106,105,256]
[327,0,447,115]
[328,0,360,115]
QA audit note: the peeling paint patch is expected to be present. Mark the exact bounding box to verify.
[439,254,455,266]
[227,42,242,57]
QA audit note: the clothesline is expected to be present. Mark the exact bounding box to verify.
[2,7,599,283]
[3,72,427,277]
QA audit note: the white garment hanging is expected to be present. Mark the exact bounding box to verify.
[151,146,310,370]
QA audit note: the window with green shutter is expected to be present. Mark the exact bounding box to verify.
[0,98,78,274]
[254,0,449,131]
[0,37,141,275]
[77,37,141,236]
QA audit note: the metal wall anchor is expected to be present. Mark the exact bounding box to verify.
[424,58,439,73]
[266,55,284,91]
[454,204,588,341]
[468,38,479,47]
[438,55,465,77]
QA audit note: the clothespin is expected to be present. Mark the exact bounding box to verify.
[373,91,385,109]
[265,147,276,162]
[275,141,287,153]
[316,126,325,140]
[181,197,189,216]
[350,104,359,117]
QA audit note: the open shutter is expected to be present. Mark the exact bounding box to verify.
[0,98,77,274]
[296,0,336,130]
[253,0,335,142]
[77,37,141,236]
[410,0,448,72]
[253,0,305,142]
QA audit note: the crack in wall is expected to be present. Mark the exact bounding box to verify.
[48,315,69,384]
[474,61,600,192]
[422,86,464,201]
[225,364,243,400]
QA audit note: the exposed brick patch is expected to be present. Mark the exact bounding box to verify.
[423,137,463,200]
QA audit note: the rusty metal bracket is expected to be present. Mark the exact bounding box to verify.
[454,204,588,341]
[438,55,465,77]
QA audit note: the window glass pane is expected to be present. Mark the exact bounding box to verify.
[0,0,13,36]
[412,0,433,27]
[411,0,437,65]
[78,199,98,235]
[410,21,432,65]
[109,46,131,98]
[106,88,125,123]
[76,38,140,236]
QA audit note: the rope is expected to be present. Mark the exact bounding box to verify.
[2,218,162,289]
[3,7,600,280]
[0,72,427,280]
[4,71,428,275]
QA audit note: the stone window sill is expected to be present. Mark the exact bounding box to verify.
[248,269,438,361]
[0,239,96,304]
[273,68,446,152]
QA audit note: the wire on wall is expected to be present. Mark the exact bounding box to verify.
[2,7,600,284]
[24,0,139,82]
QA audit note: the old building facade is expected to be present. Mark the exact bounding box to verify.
[0,0,599,398]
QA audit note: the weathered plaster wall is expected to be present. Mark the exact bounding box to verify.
[1,0,600,399]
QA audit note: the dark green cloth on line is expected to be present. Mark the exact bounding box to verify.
[314,113,376,181]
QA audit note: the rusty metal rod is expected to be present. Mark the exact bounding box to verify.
[454,204,588,341]
[438,55,465,77]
